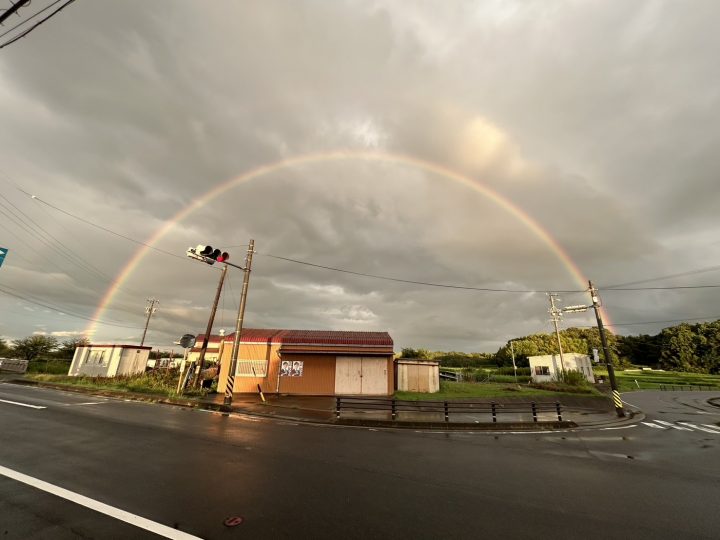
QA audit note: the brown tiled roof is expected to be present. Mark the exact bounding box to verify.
[224,329,393,347]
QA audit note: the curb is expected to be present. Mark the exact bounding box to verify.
[7,379,637,432]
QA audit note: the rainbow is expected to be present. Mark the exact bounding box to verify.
[86,150,608,338]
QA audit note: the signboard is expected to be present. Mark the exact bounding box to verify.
[280,360,303,377]
[0,247,8,268]
[592,348,600,363]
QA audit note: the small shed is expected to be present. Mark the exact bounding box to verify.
[528,353,595,383]
[69,345,151,377]
[395,358,440,393]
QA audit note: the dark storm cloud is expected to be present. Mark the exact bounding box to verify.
[1,0,718,351]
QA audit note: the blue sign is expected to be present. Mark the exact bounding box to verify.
[0,247,7,268]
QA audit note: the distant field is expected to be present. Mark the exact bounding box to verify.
[595,369,720,391]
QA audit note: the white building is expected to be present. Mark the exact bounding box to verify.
[69,345,152,377]
[528,352,595,383]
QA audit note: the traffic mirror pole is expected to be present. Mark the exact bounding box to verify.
[588,280,625,417]
[224,240,254,408]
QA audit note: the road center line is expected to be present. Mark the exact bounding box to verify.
[0,464,202,540]
[0,398,46,409]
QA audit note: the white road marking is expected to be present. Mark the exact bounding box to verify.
[654,420,693,431]
[600,425,638,431]
[678,422,720,434]
[0,464,202,540]
[63,402,108,407]
[702,424,720,431]
[0,398,46,409]
[642,422,666,429]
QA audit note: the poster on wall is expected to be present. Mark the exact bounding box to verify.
[280,360,303,376]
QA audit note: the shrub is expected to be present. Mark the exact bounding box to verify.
[556,369,588,387]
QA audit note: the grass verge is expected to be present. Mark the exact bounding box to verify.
[24,371,211,398]
[596,369,720,391]
[395,381,601,401]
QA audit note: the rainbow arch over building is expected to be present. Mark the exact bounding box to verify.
[85,150,605,338]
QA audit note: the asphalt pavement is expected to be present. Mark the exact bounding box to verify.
[1,382,719,539]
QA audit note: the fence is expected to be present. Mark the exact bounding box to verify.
[658,384,718,392]
[0,358,29,374]
[335,396,563,423]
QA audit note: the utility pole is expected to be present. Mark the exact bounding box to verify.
[510,340,518,385]
[140,298,158,347]
[192,264,228,387]
[588,280,625,418]
[224,239,254,407]
[0,0,31,25]
[548,293,566,373]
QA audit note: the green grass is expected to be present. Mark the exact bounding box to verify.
[395,381,600,401]
[595,368,720,391]
[25,371,210,398]
[25,358,72,375]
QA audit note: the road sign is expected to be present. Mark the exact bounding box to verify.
[0,247,7,268]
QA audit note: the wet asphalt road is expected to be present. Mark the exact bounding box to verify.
[1,382,719,539]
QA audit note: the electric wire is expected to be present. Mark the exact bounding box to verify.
[0,0,64,40]
[0,285,142,329]
[0,0,76,50]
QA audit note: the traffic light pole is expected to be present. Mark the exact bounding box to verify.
[588,280,625,418]
[192,264,228,387]
[224,239,254,407]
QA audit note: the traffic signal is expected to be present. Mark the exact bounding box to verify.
[189,245,229,265]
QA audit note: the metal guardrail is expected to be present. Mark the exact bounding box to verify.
[335,396,563,423]
[658,384,717,392]
[0,358,29,373]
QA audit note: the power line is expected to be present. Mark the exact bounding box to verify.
[583,316,720,328]
[259,253,587,293]
[23,192,188,261]
[0,285,142,329]
[601,284,720,291]
[0,0,63,39]
[603,263,720,288]
[0,0,76,50]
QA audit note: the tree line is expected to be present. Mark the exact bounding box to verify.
[0,336,89,361]
[401,319,720,374]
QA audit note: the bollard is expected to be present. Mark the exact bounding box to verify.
[531,401,538,422]
[555,401,562,422]
[444,401,449,422]
[491,401,497,423]
[391,398,397,421]
[335,397,341,419]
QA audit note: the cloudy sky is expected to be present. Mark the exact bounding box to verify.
[1,0,719,353]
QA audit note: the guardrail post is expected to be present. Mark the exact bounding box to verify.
[335,397,341,419]
[391,398,397,421]
[531,401,537,423]
[444,401,449,422]
[491,401,497,423]
[555,401,562,422]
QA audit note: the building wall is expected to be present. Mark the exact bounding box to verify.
[396,361,440,393]
[217,339,393,395]
[69,346,149,377]
[529,353,595,383]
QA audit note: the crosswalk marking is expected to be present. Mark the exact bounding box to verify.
[678,422,720,434]
[654,420,693,431]
[640,420,720,434]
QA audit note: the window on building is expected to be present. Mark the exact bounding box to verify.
[534,366,550,376]
[90,351,106,366]
[235,360,269,377]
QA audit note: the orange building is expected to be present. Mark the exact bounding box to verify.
[217,329,394,396]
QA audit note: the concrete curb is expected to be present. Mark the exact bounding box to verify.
[8,379,636,432]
